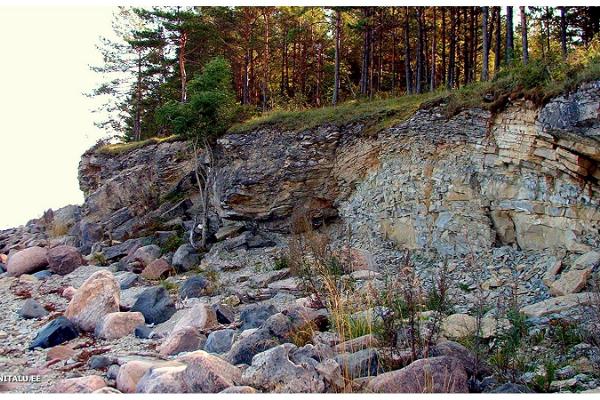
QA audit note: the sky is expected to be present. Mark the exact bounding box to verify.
[0,6,117,229]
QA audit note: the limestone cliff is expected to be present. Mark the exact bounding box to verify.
[2,82,598,260]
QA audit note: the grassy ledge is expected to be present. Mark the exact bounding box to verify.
[95,135,181,156]
[228,92,441,136]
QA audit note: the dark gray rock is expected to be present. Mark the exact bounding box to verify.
[103,238,145,262]
[334,348,380,379]
[79,222,103,255]
[213,303,235,324]
[116,272,139,290]
[32,270,52,280]
[0,263,5,273]
[107,364,120,380]
[130,286,176,324]
[18,298,48,319]
[490,383,534,393]
[29,316,79,349]
[89,355,115,370]
[226,328,280,365]
[178,276,209,299]
[205,329,235,354]
[172,244,200,272]
[134,325,155,339]
[239,304,278,331]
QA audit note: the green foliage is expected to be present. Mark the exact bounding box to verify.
[531,360,558,393]
[96,135,180,156]
[156,56,237,140]
[229,92,437,135]
[159,279,179,294]
[550,320,582,353]
[445,54,600,117]
[91,253,108,267]
[273,255,289,271]
[160,235,184,254]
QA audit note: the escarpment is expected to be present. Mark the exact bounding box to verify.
[1,81,599,395]
[2,81,599,259]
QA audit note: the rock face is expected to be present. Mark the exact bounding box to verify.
[64,270,120,331]
[6,246,48,276]
[78,140,194,239]
[213,82,600,256]
[46,245,84,275]
[367,356,469,393]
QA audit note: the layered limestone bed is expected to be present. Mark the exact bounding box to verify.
[0,82,598,393]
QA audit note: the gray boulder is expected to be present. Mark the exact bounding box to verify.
[130,287,176,324]
[205,329,235,354]
[239,303,277,331]
[179,276,209,299]
[19,298,48,319]
[172,244,201,272]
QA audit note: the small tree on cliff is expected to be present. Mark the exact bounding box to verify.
[156,56,237,249]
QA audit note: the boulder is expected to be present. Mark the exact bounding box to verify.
[366,356,469,393]
[32,270,52,280]
[549,268,592,296]
[431,341,490,377]
[64,270,120,331]
[172,303,218,333]
[226,328,280,365]
[47,245,84,275]
[239,303,278,331]
[6,246,48,276]
[102,238,145,262]
[178,276,209,299]
[79,222,103,254]
[573,251,600,270]
[134,325,156,339]
[133,244,161,266]
[205,329,235,354]
[51,375,106,393]
[95,312,145,340]
[213,303,235,324]
[172,244,200,272]
[46,344,76,362]
[89,355,114,370]
[242,343,326,393]
[18,298,48,319]
[442,314,477,339]
[520,292,595,317]
[334,348,380,379]
[130,286,176,324]
[159,326,207,356]
[61,286,76,300]
[117,360,157,393]
[29,316,79,349]
[136,351,242,393]
[116,271,139,290]
[93,387,121,394]
[141,259,173,280]
[490,383,534,393]
[220,386,258,393]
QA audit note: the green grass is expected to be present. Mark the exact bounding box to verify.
[443,57,600,117]
[229,92,440,136]
[96,134,182,156]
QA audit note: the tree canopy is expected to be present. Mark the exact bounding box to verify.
[89,6,600,142]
